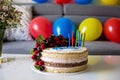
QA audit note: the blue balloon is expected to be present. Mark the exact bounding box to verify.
[76,0,92,4]
[33,0,48,3]
[53,18,76,39]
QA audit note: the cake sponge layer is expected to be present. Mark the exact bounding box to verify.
[41,51,88,60]
[45,65,87,73]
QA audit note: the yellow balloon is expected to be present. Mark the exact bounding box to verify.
[101,0,119,5]
[78,18,102,41]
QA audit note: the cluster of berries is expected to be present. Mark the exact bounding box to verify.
[31,35,68,71]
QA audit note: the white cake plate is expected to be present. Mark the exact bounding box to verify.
[31,65,88,76]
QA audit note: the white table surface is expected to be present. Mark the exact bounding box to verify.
[0,54,120,80]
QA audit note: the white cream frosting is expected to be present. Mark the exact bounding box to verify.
[43,47,87,53]
[41,57,87,63]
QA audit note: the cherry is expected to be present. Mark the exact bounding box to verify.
[39,61,44,66]
[31,55,37,60]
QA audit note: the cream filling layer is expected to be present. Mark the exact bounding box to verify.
[41,57,87,63]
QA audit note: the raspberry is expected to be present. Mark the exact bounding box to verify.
[61,40,65,43]
[35,61,39,66]
[62,43,66,46]
[56,40,60,45]
[39,61,44,66]
[40,44,45,50]
[34,50,39,55]
[54,37,59,41]
[49,43,54,47]
[35,43,39,47]
[31,55,37,60]
[58,35,63,40]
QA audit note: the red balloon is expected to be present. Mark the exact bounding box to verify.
[104,18,120,43]
[29,17,52,39]
[55,0,71,4]
[70,0,75,3]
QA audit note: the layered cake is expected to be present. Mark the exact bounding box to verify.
[41,47,88,73]
[31,35,88,73]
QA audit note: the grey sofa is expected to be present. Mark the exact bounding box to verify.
[3,3,120,55]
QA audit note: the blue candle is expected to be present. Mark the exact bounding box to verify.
[78,31,81,47]
[68,33,70,47]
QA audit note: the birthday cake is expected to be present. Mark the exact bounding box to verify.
[31,34,88,73]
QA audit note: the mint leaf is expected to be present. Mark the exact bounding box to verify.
[38,35,44,41]
[30,49,34,55]
[35,39,40,44]
[34,65,40,70]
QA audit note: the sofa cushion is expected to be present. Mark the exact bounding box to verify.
[64,4,120,17]
[32,3,63,16]
[64,15,110,26]
[4,5,33,40]
[2,41,120,55]
[85,41,120,55]
[33,15,62,23]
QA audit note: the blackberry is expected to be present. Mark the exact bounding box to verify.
[38,47,42,52]
[33,48,37,51]
[58,35,64,40]
[40,66,45,71]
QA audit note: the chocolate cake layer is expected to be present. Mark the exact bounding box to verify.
[44,60,88,67]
